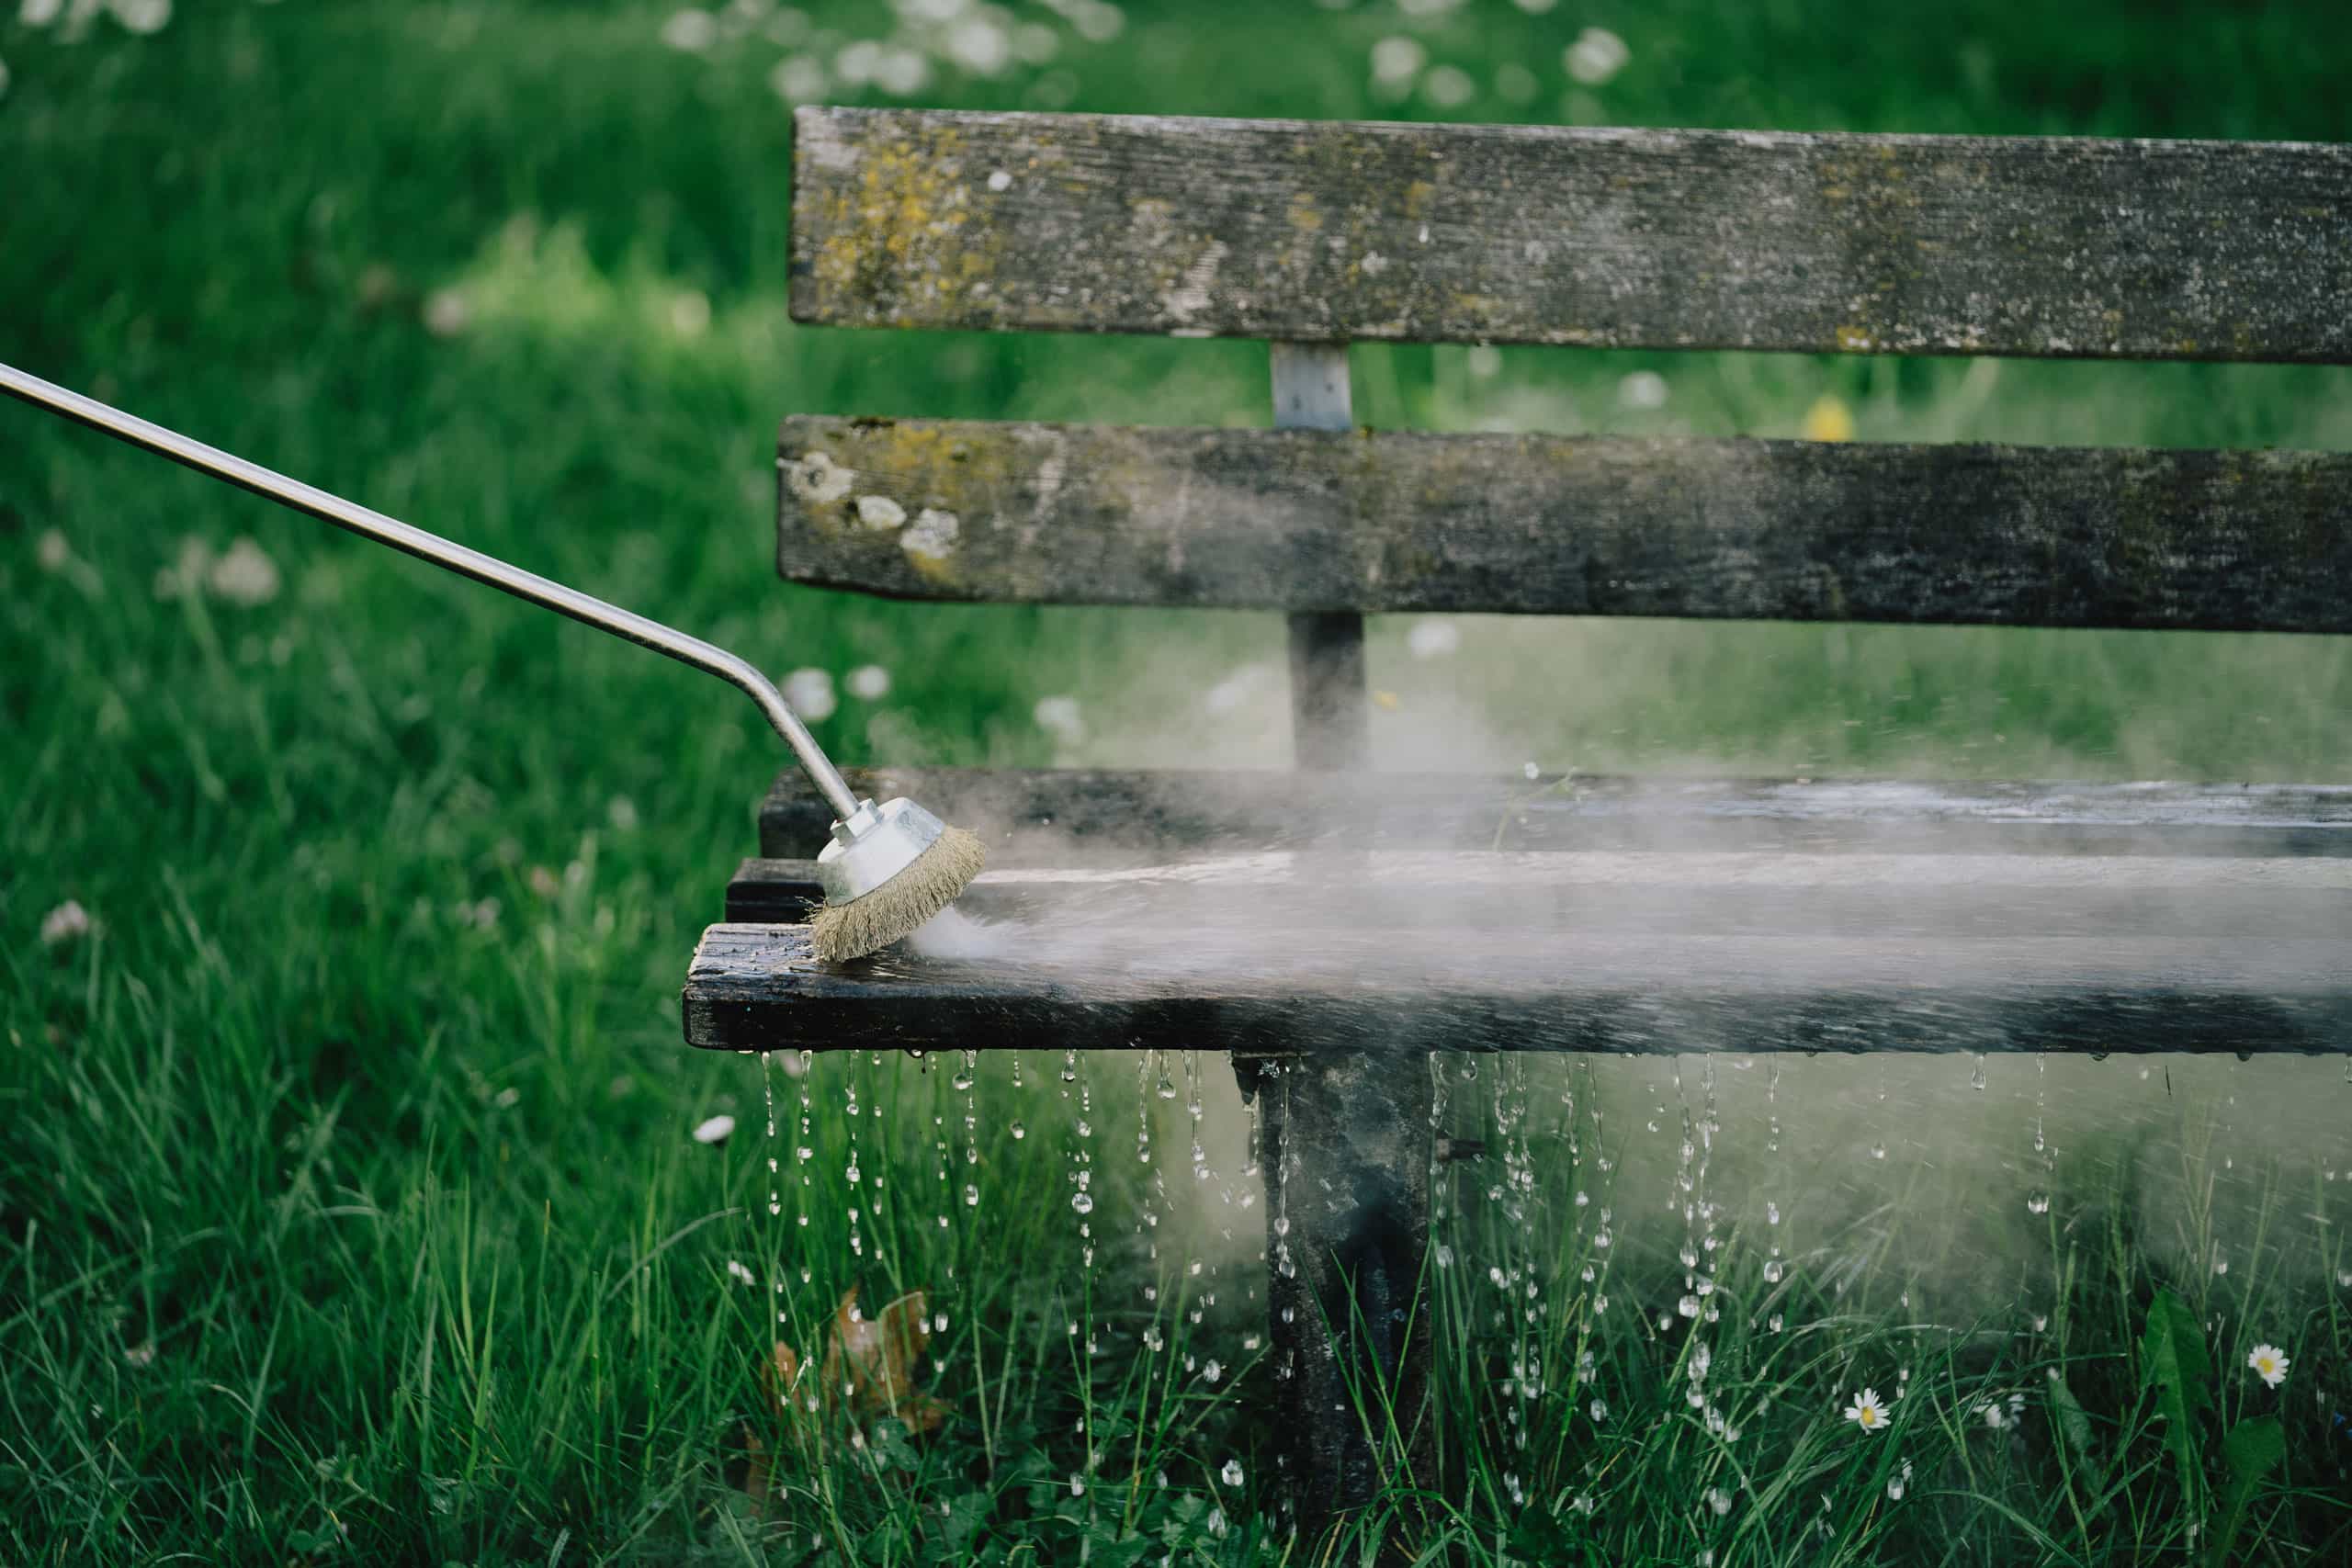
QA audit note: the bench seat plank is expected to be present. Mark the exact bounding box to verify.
[791,107,2352,361]
[682,909,2352,1057]
[725,850,2346,932]
[696,851,2349,1054]
[777,416,2352,629]
[759,768,2352,863]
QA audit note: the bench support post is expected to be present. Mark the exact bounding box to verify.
[1234,1054,1436,1542]
[1256,344,1433,1542]
[1271,343,1368,772]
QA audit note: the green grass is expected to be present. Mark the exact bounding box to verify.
[4,1,2350,1562]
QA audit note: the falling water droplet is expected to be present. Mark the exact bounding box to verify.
[1071,1191,1094,1214]
[1011,1120,1026,1140]
[2026,1190,2050,1215]
[1220,1458,1244,1485]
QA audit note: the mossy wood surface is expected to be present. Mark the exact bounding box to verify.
[790,107,2352,361]
[775,416,2352,629]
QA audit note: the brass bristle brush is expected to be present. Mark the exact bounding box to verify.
[1,363,983,962]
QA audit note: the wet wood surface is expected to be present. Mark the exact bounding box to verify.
[720,852,2350,931]
[791,107,2352,360]
[760,768,2352,863]
[775,417,2352,628]
[683,846,2352,1055]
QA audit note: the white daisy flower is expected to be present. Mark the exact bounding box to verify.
[1422,65,1475,109]
[1844,1387,1889,1433]
[783,667,836,722]
[113,0,172,36]
[691,1113,736,1145]
[2246,1343,2289,1388]
[205,536,280,605]
[423,289,470,338]
[770,54,827,103]
[1564,27,1630,86]
[1617,369,1669,409]
[661,8,718,51]
[40,899,91,947]
[1371,36,1426,89]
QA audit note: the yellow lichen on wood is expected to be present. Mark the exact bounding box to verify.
[809,125,996,315]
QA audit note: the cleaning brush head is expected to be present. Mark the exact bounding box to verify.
[809,797,987,963]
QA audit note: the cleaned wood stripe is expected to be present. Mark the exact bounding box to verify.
[758,769,2352,863]
[723,853,2348,939]
[790,107,2352,361]
[776,416,2352,629]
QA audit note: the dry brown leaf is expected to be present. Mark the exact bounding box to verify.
[742,1286,949,1511]
[822,1287,949,1437]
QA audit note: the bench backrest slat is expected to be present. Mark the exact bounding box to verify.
[778,415,2352,631]
[792,107,2352,362]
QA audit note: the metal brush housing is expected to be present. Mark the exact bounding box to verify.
[817,796,947,906]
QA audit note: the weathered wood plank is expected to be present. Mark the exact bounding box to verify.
[723,852,2352,937]
[759,769,2352,863]
[681,920,2352,1055]
[790,107,2352,361]
[775,417,2352,629]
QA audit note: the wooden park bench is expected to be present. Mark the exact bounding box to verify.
[685,107,2352,1532]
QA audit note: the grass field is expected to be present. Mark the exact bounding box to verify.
[5,1,2351,1562]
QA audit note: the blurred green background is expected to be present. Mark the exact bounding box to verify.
[4,1,2350,1561]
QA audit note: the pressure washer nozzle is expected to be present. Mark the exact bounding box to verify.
[809,797,987,963]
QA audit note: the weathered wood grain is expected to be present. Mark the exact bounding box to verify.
[681,921,2352,1055]
[760,768,2352,863]
[723,852,2352,938]
[790,107,2352,361]
[775,416,2352,629]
